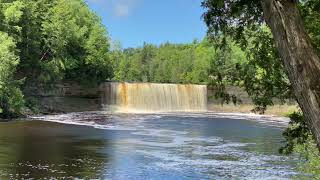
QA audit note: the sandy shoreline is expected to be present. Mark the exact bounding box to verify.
[208,104,298,117]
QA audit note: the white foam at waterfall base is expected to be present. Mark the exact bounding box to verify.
[31,111,290,129]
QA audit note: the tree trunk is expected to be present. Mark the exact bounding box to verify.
[262,0,320,146]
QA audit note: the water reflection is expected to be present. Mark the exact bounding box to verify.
[0,112,299,179]
[0,121,108,179]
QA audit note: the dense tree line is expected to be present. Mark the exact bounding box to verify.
[0,0,112,118]
[112,39,246,85]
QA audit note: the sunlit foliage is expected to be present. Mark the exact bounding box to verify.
[0,0,112,117]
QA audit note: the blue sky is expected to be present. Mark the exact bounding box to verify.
[86,0,207,48]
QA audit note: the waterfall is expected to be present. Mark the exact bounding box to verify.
[100,82,207,113]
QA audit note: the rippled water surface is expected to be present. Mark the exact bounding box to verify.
[0,112,299,179]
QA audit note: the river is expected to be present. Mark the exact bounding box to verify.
[0,112,299,179]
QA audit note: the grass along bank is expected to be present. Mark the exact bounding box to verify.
[208,104,299,117]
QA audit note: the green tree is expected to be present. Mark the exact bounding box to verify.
[0,0,113,117]
[112,39,221,85]
[202,0,320,146]
[0,32,24,118]
[41,0,111,85]
[187,39,214,84]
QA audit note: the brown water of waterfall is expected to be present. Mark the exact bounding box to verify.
[100,82,207,113]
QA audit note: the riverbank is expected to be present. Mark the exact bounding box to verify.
[0,102,297,122]
[208,104,298,117]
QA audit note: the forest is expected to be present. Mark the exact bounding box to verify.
[1,0,320,177]
[0,0,111,117]
[2,0,319,118]
[0,0,246,117]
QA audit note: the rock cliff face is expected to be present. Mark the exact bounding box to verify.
[24,82,101,98]
[207,86,252,105]
[23,82,102,113]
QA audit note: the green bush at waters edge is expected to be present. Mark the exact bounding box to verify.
[280,111,320,179]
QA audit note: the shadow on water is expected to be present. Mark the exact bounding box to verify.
[0,120,109,179]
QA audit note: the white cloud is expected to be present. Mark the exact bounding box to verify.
[88,0,140,18]
[115,3,130,17]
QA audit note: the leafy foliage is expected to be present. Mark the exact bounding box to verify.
[300,0,320,55]
[201,0,320,113]
[113,39,217,84]
[0,32,24,118]
[41,0,112,85]
[237,27,292,112]
[294,135,320,179]
[279,112,310,155]
[201,0,263,48]
[1,0,112,86]
[0,0,112,117]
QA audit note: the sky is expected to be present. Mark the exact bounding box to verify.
[86,0,207,48]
